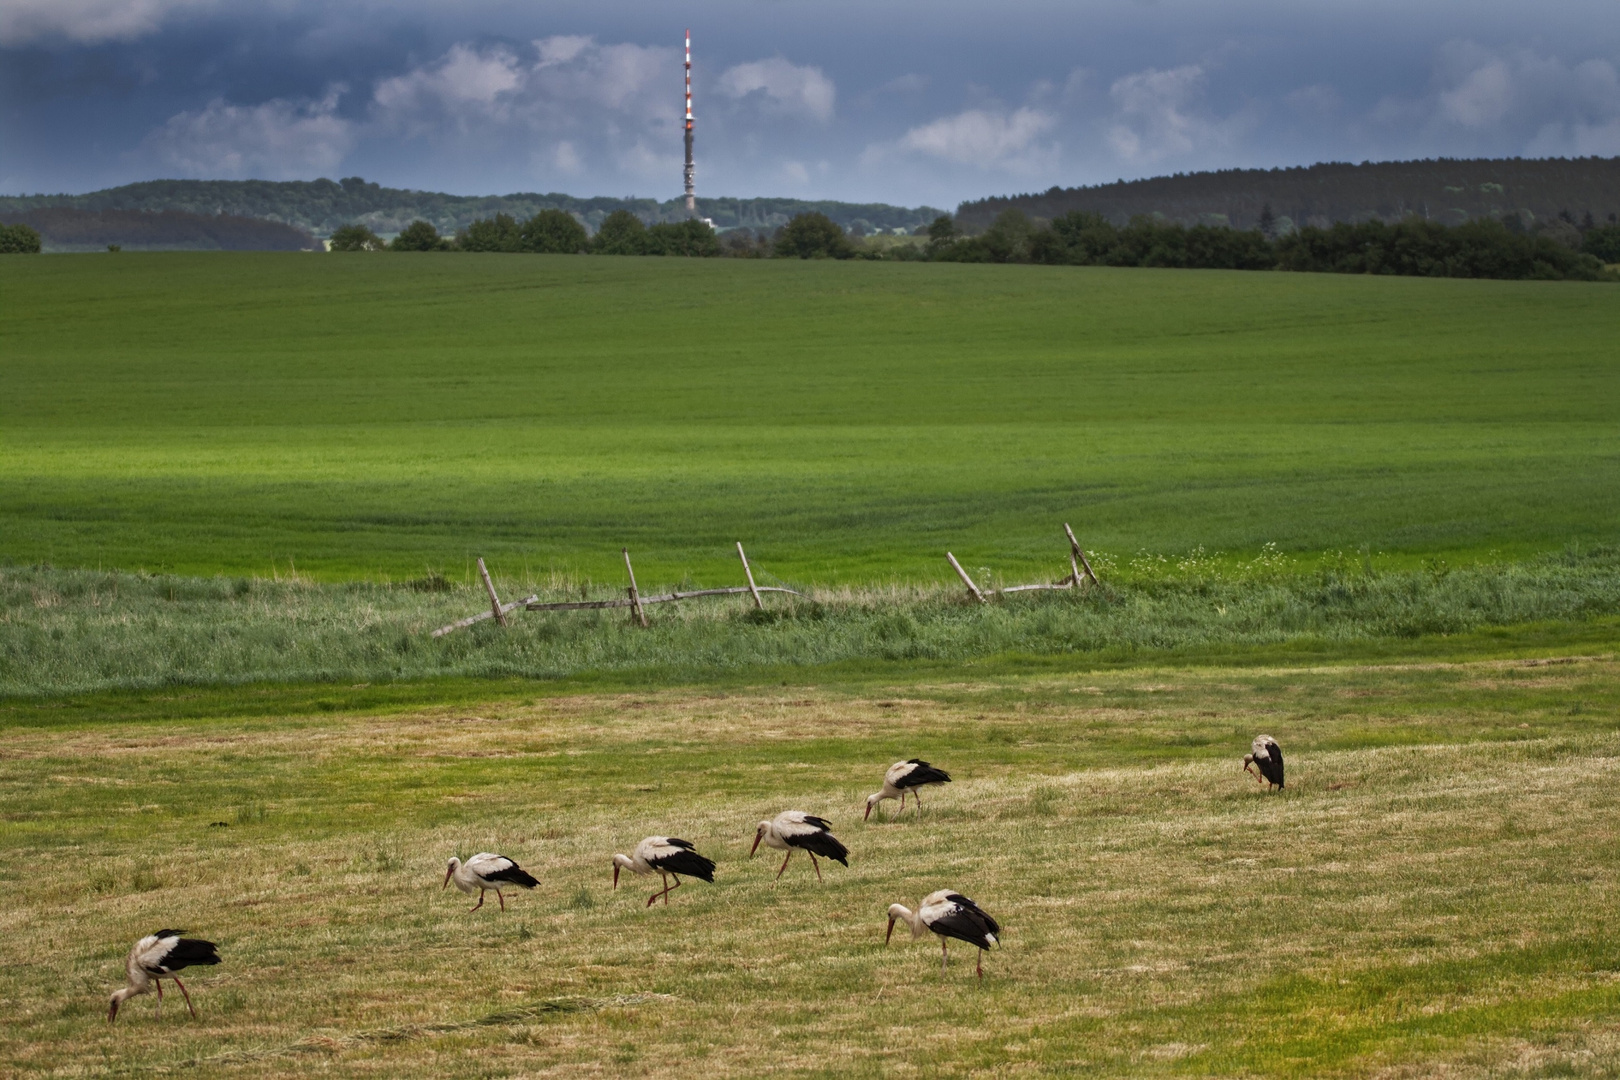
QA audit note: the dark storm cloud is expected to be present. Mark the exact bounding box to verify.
[3,1,1617,205]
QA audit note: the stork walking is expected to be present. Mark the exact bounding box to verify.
[865,758,952,819]
[886,890,1001,980]
[613,836,717,906]
[1244,735,1285,790]
[108,930,220,1022]
[443,853,539,911]
[750,811,849,880]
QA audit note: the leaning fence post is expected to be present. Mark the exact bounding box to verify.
[946,552,987,604]
[1064,522,1100,585]
[622,547,648,627]
[477,557,508,627]
[736,542,764,611]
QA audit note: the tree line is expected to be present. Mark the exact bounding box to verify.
[0,208,315,251]
[334,207,1616,282]
[957,156,1620,234]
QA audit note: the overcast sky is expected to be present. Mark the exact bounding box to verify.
[3,0,1618,207]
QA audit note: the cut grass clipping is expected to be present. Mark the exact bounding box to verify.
[4,658,1619,1076]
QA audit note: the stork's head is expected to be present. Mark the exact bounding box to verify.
[108,987,131,1022]
[611,853,634,888]
[749,821,770,857]
[443,857,460,889]
[864,792,882,820]
[885,903,914,944]
[1242,753,1255,767]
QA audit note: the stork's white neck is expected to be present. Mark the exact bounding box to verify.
[888,903,926,939]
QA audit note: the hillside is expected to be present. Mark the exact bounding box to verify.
[0,177,944,239]
[957,157,1620,232]
[3,207,317,252]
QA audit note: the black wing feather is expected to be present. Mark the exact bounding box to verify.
[664,838,696,851]
[787,829,849,865]
[1261,741,1285,787]
[943,893,1001,936]
[930,897,999,949]
[798,815,834,831]
[648,847,717,882]
[484,862,539,888]
[898,761,952,788]
[153,938,221,972]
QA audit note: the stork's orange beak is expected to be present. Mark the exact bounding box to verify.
[108,999,119,1023]
[749,831,762,857]
[612,864,620,889]
[864,802,873,821]
[442,867,453,889]
[885,915,897,945]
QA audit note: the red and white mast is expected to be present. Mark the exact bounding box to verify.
[683,29,695,217]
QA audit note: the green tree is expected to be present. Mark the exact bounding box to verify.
[328,224,385,251]
[592,210,648,255]
[1581,224,1620,263]
[645,219,720,257]
[773,212,853,259]
[926,215,957,244]
[457,213,521,252]
[390,220,448,251]
[0,223,42,253]
[518,209,588,253]
[979,208,1035,263]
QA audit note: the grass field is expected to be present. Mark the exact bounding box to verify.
[3,254,1618,583]
[5,657,1620,1077]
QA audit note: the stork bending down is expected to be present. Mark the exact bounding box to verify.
[444,853,539,911]
[108,930,220,1022]
[750,811,849,880]
[886,890,1001,980]
[1243,735,1285,790]
[613,836,717,906]
[865,758,952,819]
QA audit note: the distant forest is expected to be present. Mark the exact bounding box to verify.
[0,178,944,240]
[2,207,317,252]
[956,157,1620,233]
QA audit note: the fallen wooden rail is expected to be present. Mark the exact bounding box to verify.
[526,586,803,612]
[431,594,539,638]
[947,522,1102,602]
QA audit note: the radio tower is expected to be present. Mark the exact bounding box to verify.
[682,29,695,218]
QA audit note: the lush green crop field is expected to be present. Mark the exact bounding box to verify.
[5,658,1620,1077]
[3,254,1616,585]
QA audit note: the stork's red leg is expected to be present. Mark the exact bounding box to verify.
[665,875,682,904]
[914,788,923,813]
[810,852,823,881]
[497,889,506,911]
[173,976,197,1018]
[470,891,486,912]
[154,979,163,1019]
[776,850,793,879]
[941,940,949,976]
[977,950,984,981]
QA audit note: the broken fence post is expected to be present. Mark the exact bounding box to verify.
[622,547,649,628]
[737,542,764,611]
[477,557,508,627]
[946,551,987,604]
[1064,522,1100,585]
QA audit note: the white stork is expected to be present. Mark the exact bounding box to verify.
[1243,735,1285,790]
[108,929,220,1022]
[443,852,539,911]
[865,758,953,819]
[886,890,1001,980]
[750,811,849,881]
[613,836,717,906]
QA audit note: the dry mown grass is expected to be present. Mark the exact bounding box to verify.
[2,659,1619,1076]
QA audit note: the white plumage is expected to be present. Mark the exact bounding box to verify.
[886,890,1001,979]
[750,810,850,880]
[1243,735,1285,789]
[865,758,953,819]
[612,836,717,906]
[108,930,220,1022]
[443,852,539,911]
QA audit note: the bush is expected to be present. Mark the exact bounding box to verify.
[328,224,385,251]
[592,210,648,255]
[518,209,588,254]
[773,212,854,259]
[1583,224,1620,263]
[0,223,42,253]
[645,218,720,257]
[456,213,521,252]
[389,220,449,251]
[1276,218,1604,280]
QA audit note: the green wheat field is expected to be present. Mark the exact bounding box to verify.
[2,254,1618,1076]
